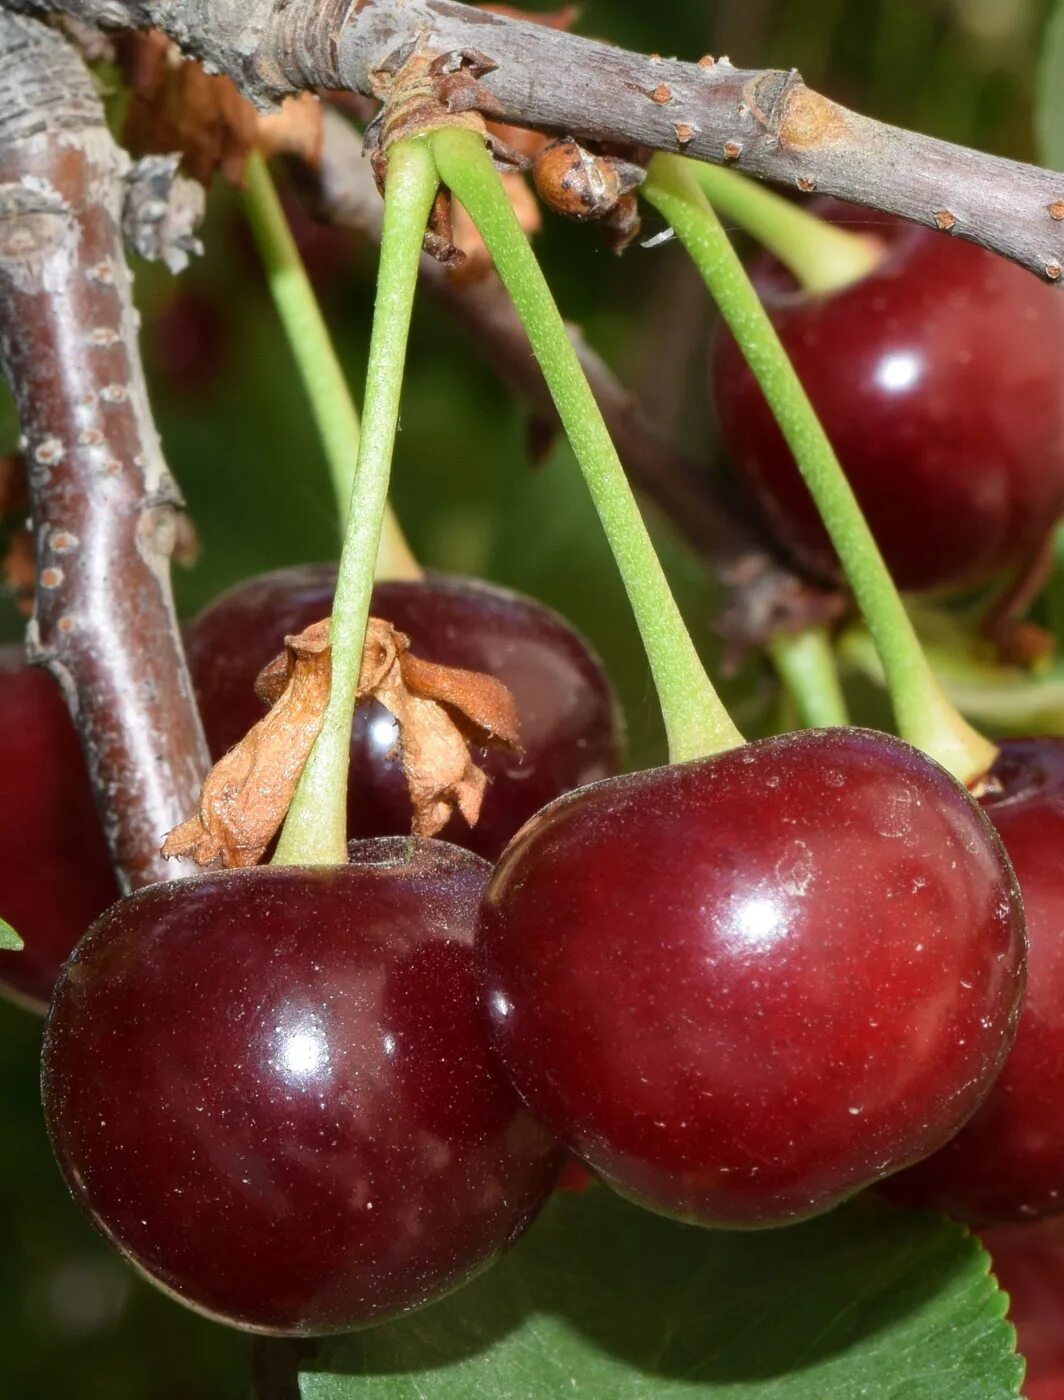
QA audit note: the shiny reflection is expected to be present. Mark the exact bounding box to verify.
[368,712,400,755]
[274,1015,330,1084]
[875,351,922,394]
[491,990,512,1020]
[727,894,789,954]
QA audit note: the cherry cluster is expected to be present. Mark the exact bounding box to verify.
[8,202,1064,1347]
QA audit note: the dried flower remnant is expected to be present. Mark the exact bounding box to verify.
[162,621,333,868]
[164,618,521,868]
[119,31,322,186]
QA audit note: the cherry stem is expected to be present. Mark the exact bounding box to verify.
[431,126,743,765]
[689,162,883,295]
[242,151,420,581]
[767,628,850,729]
[272,139,439,867]
[642,155,997,785]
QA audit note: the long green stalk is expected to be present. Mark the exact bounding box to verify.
[432,126,743,764]
[643,155,995,784]
[243,152,419,580]
[273,140,439,866]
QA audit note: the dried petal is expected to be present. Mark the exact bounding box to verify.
[120,32,322,187]
[162,622,331,868]
[165,614,523,868]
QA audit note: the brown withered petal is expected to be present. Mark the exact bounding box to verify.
[120,32,322,187]
[400,651,521,748]
[354,619,521,838]
[165,617,523,868]
[162,622,331,868]
[256,94,324,169]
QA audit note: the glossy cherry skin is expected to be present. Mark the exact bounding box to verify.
[478,728,1026,1228]
[980,1221,1064,1400]
[187,565,623,860]
[884,739,1064,1224]
[0,648,118,1011]
[42,839,562,1335]
[712,201,1064,593]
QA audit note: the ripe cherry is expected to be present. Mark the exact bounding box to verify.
[884,739,1064,1224]
[187,566,623,859]
[0,648,118,1011]
[42,838,562,1335]
[980,1220,1064,1400]
[478,727,1025,1228]
[712,202,1064,593]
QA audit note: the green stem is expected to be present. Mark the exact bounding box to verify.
[767,628,850,729]
[242,151,420,581]
[432,126,742,764]
[690,162,882,295]
[272,139,439,867]
[642,154,996,785]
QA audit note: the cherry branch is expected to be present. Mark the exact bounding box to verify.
[0,11,209,890]
[9,0,1064,283]
[301,109,843,645]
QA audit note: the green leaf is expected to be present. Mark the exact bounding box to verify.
[300,1188,1021,1399]
[0,917,22,952]
[1038,0,1064,169]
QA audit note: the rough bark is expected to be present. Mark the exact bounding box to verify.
[0,11,209,890]
[9,0,1064,283]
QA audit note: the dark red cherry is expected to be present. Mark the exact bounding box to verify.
[145,287,227,398]
[187,566,623,859]
[884,739,1064,1223]
[478,728,1025,1228]
[712,201,1064,593]
[42,838,562,1335]
[980,1220,1064,1400]
[0,648,118,1011]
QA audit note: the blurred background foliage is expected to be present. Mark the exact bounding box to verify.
[0,0,1060,1394]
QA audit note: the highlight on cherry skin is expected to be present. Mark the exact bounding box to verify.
[884,737,1064,1225]
[41,838,563,1336]
[477,726,1027,1228]
[712,199,1064,595]
[0,647,119,1012]
[187,565,624,860]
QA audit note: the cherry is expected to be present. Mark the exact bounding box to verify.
[42,838,562,1335]
[712,201,1064,594]
[187,566,623,859]
[0,648,118,1012]
[980,1220,1064,1400]
[883,739,1064,1224]
[477,727,1025,1228]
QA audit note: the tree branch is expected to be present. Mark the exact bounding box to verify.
[0,11,209,890]
[10,0,1064,284]
[302,108,844,645]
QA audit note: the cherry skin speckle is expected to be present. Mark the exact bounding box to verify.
[712,200,1064,593]
[885,739,1064,1223]
[478,728,1026,1228]
[0,648,118,1012]
[188,566,624,859]
[42,838,562,1335]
